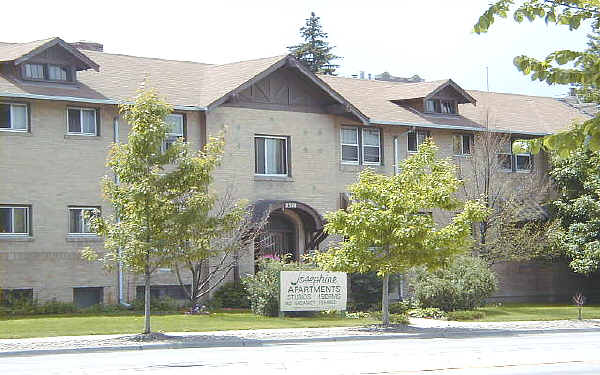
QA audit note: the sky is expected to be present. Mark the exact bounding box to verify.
[2,0,593,98]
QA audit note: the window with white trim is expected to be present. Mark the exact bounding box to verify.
[0,103,27,131]
[68,207,99,235]
[362,128,381,165]
[497,141,513,171]
[0,206,30,235]
[163,114,185,150]
[515,152,532,172]
[496,140,533,172]
[341,127,360,164]
[408,130,429,153]
[255,135,288,176]
[67,107,97,135]
[453,134,473,156]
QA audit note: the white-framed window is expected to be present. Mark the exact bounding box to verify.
[341,127,359,164]
[48,65,69,81]
[0,206,30,235]
[497,140,533,172]
[453,134,473,156]
[67,107,97,135]
[362,128,381,165]
[68,207,99,235]
[515,152,533,172]
[23,63,44,80]
[255,135,288,176]
[0,103,27,131]
[163,113,185,150]
[497,141,513,171]
[408,130,429,153]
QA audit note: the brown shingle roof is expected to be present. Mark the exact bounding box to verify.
[0,42,286,108]
[0,38,590,135]
[321,75,589,135]
[0,37,99,71]
[0,38,56,62]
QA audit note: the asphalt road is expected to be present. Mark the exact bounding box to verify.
[2,331,600,374]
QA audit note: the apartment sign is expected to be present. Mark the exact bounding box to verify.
[280,271,347,312]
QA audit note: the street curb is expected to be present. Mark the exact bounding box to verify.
[0,334,415,358]
[3,326,600,358]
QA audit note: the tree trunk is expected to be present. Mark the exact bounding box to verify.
[143,268,151,334]
[381,274,390,326]
[233,249,240,283]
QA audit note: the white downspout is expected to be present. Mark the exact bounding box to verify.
[393,136,398,175]
[113,116,130,307]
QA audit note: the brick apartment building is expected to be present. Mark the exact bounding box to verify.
[0,37,593,307]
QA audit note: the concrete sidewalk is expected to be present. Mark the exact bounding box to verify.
[1,318,600,357]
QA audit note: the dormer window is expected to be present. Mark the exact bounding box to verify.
[23,63,44,80]
[425,99,457,114]
[48,65,69,81]
[21,63,73,82]
[441,100,457,114]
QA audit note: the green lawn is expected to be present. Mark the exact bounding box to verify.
[0,311,376,339]
[2,304,599,339]
[473,304,600,322]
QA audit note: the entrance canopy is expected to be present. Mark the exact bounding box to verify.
[252,200,324,232]
[251,200,327,251]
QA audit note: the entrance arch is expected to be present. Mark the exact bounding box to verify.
[252,200,327,262]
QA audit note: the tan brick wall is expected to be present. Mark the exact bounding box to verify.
[0,99,204,303]
[0,99,563,304]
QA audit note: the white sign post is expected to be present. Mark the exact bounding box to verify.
[279,271,347,314]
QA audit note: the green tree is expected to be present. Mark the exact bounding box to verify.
[312,141,488,325]
[474,1,600,155]
[170,187,268,310]
[549,139,600,274]
[456,128,559,264]
[288,12,341,75]
[83,87,219,334]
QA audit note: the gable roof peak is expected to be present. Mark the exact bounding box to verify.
[0,37,100,72]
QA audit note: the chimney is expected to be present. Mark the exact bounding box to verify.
[70,41,103,52]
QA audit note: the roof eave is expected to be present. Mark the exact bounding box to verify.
[425,79,477,106]
[369,119,551,136]
[286,56,370,124]
[205,56,290,111]
[0,92,206,110]
[206,55,370,125]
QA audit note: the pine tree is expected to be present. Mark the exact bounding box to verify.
[288,12,341,75]
[576,28,600,103]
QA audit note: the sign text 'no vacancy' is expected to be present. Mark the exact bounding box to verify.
[280,271,347,312]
